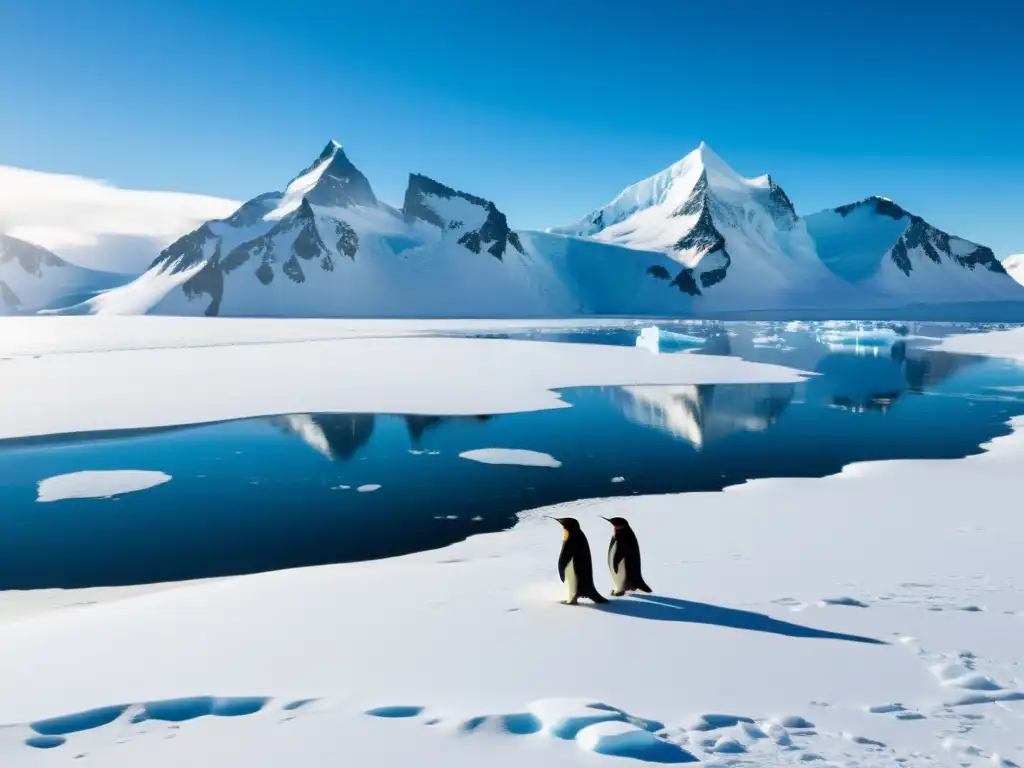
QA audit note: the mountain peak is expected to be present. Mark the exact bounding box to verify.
[402,173,523,260]
[270,140,377,218]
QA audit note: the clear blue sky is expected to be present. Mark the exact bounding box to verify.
[2,0,1022,255]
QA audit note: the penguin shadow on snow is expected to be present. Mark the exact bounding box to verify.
[595,594,887,645]
[549,516,884,645]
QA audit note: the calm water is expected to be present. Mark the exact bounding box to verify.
[1,321,1023,589]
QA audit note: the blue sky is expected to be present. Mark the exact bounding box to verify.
[2,0,1022,255]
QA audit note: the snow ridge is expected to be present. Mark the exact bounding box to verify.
[0,234,123,314]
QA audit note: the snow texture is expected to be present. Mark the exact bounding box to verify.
[36,471,171,503]
[0,317,806,441]
[7,143,1024,318]
[0,234,124,315]
[459,449,562,468]
[1,326,1024,767]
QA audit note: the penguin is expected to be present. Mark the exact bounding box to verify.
[602,516,652,596]
[551,517,607,605]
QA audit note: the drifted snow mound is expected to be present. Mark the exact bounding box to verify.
[576,721,696,762]
[459,449,562,468]
[36,470,171,502]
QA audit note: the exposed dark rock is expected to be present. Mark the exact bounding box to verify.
[647,264,671,280]
[222,192,282,228]
[302,142,378,209]
[671,268,701,295]
[835,196,908,220]
[334,220,359,260]
[403,173,523,260]
[674,201,727,257]
[764,176,798,228]
[255,262,274,285]
[150,223,218,272]
[903,218,942,264]
[672,171,708,217]
[956,245,1005,273]
[282,255,305,284]
[890,238,912,276]
[700,251,732,288]
[458,230,482,254]
[181,240,225,317]
[0,234,67,275]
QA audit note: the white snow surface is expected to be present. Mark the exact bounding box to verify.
[550,144,859,313]
[36,470,172,503]
[937,325,1024,361]
[2,325,1024,766]
[0,165,238,274]
[0,235,124,315]
[1001,254,1024,286]
[3,413,1024,765]
[805,205,1024,305]
[0,317,806,440]
[459,449,562,468]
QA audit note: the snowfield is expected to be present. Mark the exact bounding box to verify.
[1,321,1024,767]
[0,317,805,441]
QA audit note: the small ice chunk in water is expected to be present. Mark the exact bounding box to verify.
[636,326,660,354]
[459,449,561,468]
[37,470,171,503]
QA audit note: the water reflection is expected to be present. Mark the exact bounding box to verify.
[271,413,496,461]
[814,341,976,415]
[611,383,795,449]
[2,321,1022,590]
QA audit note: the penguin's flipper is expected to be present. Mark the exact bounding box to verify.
[610,546,626,574]
[557,546,571,583]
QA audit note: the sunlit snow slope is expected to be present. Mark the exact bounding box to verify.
[72,142,694,318]
[0,234,123,315]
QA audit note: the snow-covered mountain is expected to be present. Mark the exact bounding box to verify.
[549,143,856,312]
[47,140,1024,319]
[1001,254,1024,287]
[804,197,1023,304]
[69,141,694,318]
[0,234,123,315]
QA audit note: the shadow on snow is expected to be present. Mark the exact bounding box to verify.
[596,594,886,645]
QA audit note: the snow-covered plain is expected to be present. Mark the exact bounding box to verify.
[938,325,1024,361]
[36,470,171,503]
[2,321,1024,767]
[0,317,805,441]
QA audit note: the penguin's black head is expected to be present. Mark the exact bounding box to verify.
[551,517,582,538]
[602,516,630,529]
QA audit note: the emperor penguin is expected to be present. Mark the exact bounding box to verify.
[552,517,607,605]
[603,516,652,596]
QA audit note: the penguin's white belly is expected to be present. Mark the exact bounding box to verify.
[609,541,627,591]
[566,558,577,599]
